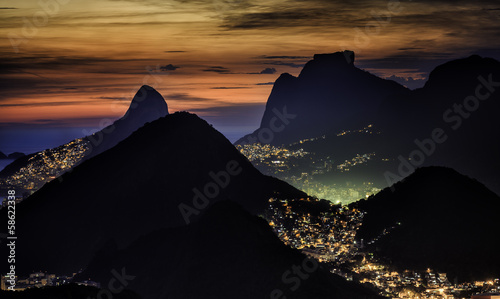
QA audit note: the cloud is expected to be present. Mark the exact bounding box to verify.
[210,87,250,89]
[385,75,427,90]
[265,61,305,68]
[0,55,152,75]
[256,82,275,86]
[0,116,121,128]
[260,67,277,74]
[0,7,17,9]
[189,103,266,127]
[0,100,106,108]
[245,67,278,75]
[96,96,129,101]
[358,52,457,73]
[160,64,180,71]
[33,119,66,125]
[167,93,217,103]
[222,9,331,29]
[255,55,310,60]
[164,51,187,53]
[398,47,426,51]
[202,66,231,73]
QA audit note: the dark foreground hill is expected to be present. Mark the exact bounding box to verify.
[77,200,384,299]
[351,167,500,282]
[0,112,305,276]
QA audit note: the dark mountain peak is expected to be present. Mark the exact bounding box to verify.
[354,166,500,281]
[405,166,463,180]
[85,85,169,157]
[423,54,500,92]
[237,50,407,145]
[396,166,466,186]
[368,166,498,207]
[78,199,383,299]
[191,200,286,253]
[276,72,296,81]
[124,84,169,121]
[313,50,355,65]
[0,85,169,179]
[299,50,356,80]
[0,151,6,159]
[7,152,25,160]
[128,111,228,147]
[1,110,305,275]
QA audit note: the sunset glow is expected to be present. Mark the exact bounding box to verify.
[2,0,500,151]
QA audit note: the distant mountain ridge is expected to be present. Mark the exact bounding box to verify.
[236,50,408,145]
[375,54,500,194]
[0,151,25,160]
[352,166,500,282]
[237,51,500,195]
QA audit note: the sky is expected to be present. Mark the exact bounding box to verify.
[1,0,500,153]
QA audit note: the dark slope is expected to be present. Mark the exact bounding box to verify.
[7,152,25,159]
[0,112,305,276]
[78,200,384,299]
[377,55,500,139]
[375,54,500,193]
[0,153,32,177]
[236,51,408,146]
[84,85,169,158]
[0,85,168,178]
[245,53,500,194]
[352,167,500,281]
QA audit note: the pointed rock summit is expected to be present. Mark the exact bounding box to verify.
[123,85,169,123]
[85,85,169,157]
[0,85,169,180]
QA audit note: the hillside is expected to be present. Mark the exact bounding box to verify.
[352,167,500,281]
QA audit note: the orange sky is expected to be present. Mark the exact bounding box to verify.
[1,0,500,146]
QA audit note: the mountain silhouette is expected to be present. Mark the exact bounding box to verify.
[0,151,24,160]
[351,167,500,282]
[6,152,25,159]
[374,54,500,193]
[239,51,500,194]
[236,50,408,145]
[0,112,305,276]
[85,85,169,158]
[77,200,384,299]
[0,85,168,185]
